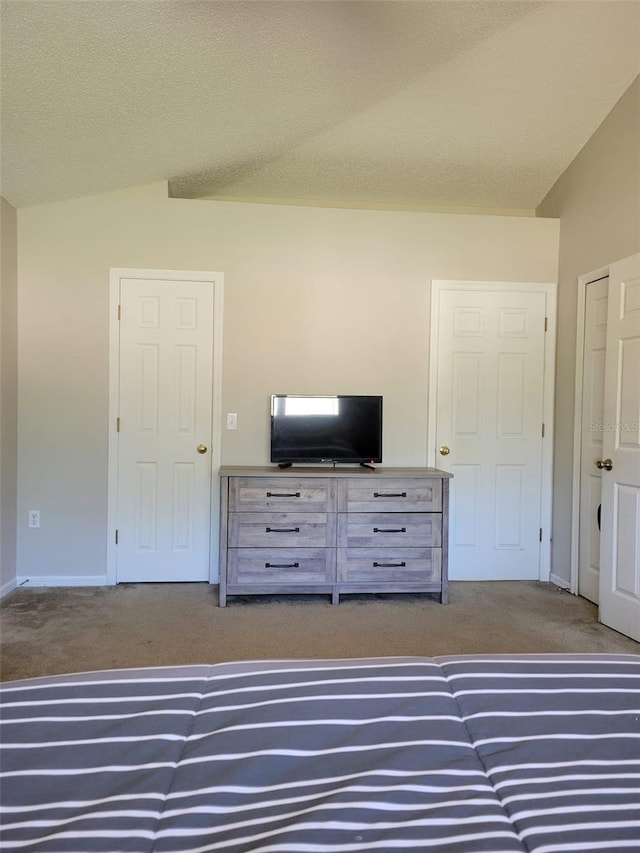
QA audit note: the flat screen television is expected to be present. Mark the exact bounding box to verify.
[270,394,383,467]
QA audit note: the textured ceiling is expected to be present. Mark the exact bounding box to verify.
[1,0,639,211]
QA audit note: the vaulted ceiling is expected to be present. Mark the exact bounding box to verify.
[1,0,639,211]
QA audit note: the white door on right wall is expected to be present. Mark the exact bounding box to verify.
[578,276,609,604]
[599,252,640,642]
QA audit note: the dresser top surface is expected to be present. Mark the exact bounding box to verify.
[218,466,452,479]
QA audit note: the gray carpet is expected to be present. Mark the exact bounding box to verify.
[1,581,638,682]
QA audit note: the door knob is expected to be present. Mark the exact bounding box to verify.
[439,446,450,456]
[197,444,208,454]
[596,458,613,471]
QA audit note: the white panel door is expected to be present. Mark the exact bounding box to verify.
[435,289,547,579]
[116,277,214,582]
[578,277,609,603]
[599,253,640,641]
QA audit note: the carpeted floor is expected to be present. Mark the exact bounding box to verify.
[1,580,638,682]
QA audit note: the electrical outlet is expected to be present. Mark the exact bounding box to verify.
[226,413,238,430]
[28,510,40,528]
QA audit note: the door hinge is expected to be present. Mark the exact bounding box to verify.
[542,423,545,438]
[115,529,119,545]
[116,417,120,432]
[117,304,121,320]
[539,528,543,542]
[544,317,548,332]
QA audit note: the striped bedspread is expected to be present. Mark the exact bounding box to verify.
[0,654,638,852]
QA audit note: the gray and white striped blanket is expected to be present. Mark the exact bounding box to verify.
[1,654,639,852]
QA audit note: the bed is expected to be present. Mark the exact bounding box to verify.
[1,654,639,852]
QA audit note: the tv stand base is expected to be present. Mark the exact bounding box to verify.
[218,466,451,607]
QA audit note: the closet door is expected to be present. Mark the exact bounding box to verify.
[578,277,608,603]
[108,270,223,584]
[432,285,549,580]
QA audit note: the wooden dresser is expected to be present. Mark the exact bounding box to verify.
[218,467,451,606]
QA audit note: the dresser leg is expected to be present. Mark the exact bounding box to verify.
[331,588,340,605]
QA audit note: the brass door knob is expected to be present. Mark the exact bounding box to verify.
[197,444,208,454]
[439,446,450,456]
[596,458,613,471]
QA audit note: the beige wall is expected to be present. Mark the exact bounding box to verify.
[16,185,559,582]
[1,197,18,595]
[7,76,639,591]
[537,75,640,585]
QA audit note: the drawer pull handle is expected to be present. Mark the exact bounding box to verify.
[373,527,407,534]
[266,491,301,498]
[374,491,407,498]
[373,561,407,568]
[266,562,300,569]
[266,526,300,533]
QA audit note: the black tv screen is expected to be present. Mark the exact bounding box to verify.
[270,395,383,465]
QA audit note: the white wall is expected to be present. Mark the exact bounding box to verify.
[1,197,18,596]
[537,75,640,586]
[16,186,559,582]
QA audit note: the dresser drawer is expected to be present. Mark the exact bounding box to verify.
[342,478,442,512]
[228,548,335,584]
[339,513,442,548]
[228,512,335,548]
[339,548,441,583]
[229,478,335,512]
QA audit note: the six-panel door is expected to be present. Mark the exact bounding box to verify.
[116,277,215,582]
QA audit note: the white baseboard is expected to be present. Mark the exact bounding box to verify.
[0,577,18,599]
[549,572,572,591]
[15,575,110,588]
[449,572,545,581]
